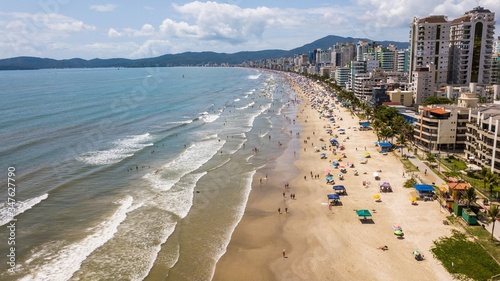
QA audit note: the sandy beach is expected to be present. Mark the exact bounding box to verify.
[213,75,458,281]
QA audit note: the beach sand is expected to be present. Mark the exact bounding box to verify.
[213,76,458,281]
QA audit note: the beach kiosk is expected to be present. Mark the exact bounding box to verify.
[462,209,477,225]
[414,184,435,200]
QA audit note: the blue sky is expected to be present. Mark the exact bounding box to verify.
[1,0,499,59]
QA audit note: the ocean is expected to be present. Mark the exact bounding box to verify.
[0,67,299,280]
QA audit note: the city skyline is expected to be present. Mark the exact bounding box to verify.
[1,0,499,60]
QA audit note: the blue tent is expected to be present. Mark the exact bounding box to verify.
[327,194,340,200]
[378,142,393,148]
[333,185,345,190]
[414,184,435,192]
[360,122,370,127]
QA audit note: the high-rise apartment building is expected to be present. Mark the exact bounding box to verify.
[409,15,450,87]
[448,6,495,86]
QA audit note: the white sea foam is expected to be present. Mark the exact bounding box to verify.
[0,193,48,226]
[259,131,269,138]
[72,172,206,280]
[143,138,225,192]
[164,120,193,125]
[234,98,240,102]
[201,113,220,123]
[247,74,261,80]
[208,170,255,281]
[236,101,255,110]
[18,196,134,281]
[77,133,153,165]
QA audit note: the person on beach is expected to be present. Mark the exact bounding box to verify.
[278,208,281,214]
[283,249,286,258]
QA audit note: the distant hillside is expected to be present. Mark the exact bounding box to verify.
[285,35,408,55]
[0,35,408,70]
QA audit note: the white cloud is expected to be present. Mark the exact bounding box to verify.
[89,4,117,12]
[108,24,156,38]
[130,39,172,58]
[158,1,284,44]
[0,12,95,57]
[108,28,122,38]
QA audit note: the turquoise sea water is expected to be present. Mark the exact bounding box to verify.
[0,67,298,280]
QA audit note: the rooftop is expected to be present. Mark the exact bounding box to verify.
[417,15,448,24]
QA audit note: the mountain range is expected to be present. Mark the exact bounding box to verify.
[0,35,408,70]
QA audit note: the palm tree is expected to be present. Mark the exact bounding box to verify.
[396,133,408,157]
[463,187,476,209]
[481,167,491,191]
[426,152,437,167]
[486,204,500,240]
[484,172,499,196]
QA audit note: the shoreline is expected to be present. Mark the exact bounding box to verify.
[213,74,457,280]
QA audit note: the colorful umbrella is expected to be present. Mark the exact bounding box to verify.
[394,230,404,236]
[410,197,417,202]
[412,250,420,255]
[373,194,380,199]
[392,225,402,230]
[324,169,331,173]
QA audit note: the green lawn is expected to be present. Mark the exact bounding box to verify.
[432,229,500,281]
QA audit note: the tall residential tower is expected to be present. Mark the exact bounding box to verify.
[448,6,496,86]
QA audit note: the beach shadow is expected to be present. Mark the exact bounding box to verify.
[359,218,375,224]
[333,201,344,206]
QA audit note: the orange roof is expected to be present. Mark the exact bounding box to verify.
[421,107,448,115]
[448,182,470,190]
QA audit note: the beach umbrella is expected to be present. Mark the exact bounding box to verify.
[324,169,331,173]
[332,162,339,167]
[412,250,420,255]
[380,182,391,188]
[364,152,370,158]
[410,197,417,202]
[334,155,343,159]
[373,194,380,199]
[339,165,346,169]
[394,230,404,236]
[326,176,333,181]
[327,194,340,200]
[392,225,402,230]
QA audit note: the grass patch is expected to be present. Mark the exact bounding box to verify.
[431,230,500,280]
[400,158,419,172]
[404,177,417,189]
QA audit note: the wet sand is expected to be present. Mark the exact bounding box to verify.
[213,75,457,281]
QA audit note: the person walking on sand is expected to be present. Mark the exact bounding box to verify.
[278,208,281,214]
[283,249,286,258]
[285,207,288,213]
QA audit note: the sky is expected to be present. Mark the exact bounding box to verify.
[0,0,499,59]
